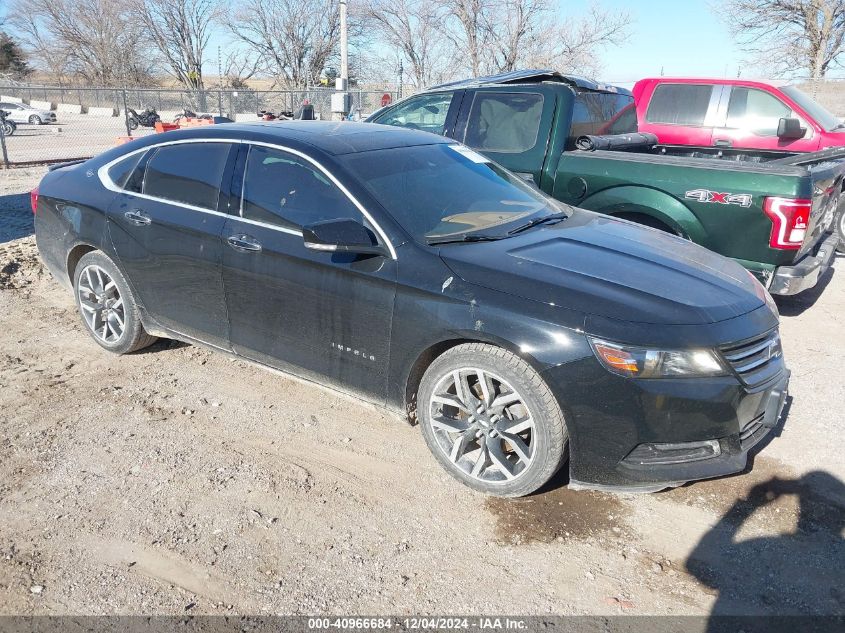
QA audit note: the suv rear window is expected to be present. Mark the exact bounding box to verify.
[463,92,544,153]
[646,84,713,126]
[143,143,229,210]
[569,91,637,144]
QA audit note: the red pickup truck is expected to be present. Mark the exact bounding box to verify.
[634,77,845,250]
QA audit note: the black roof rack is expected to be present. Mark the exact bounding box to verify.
[429,69,630,95]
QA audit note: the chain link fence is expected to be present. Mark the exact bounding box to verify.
[0,85,401,167]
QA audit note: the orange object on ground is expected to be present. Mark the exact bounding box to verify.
[179,117,214,127]
[114,136,134,145]
[154,121,180,133]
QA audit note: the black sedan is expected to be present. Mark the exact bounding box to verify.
[33,122,789,497]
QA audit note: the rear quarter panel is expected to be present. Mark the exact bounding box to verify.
[34,163,117,290]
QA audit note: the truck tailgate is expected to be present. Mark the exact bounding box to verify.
[769,147,845,259]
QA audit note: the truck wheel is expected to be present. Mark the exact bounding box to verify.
[73,251,157,354]
[418,343,567,497]
[836,206,845,254]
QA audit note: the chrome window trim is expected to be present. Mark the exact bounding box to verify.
[97,137,397,258]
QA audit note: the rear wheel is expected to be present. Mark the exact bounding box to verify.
[73,251,157,354]
[28,114,42,125]
[418,343,567,497]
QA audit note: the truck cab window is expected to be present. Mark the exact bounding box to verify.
[645,84,713,126]
[726,87,800,137]
[462,92,544,153]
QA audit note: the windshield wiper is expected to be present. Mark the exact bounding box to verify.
[507,212,568,236]
[426,234,507,245]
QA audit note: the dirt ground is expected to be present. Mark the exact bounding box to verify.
[0,167,843,619]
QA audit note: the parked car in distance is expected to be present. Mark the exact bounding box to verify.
[368,70,842,295]
[633,77,845,252]
[0,101,56,125]
[34,122,788,497]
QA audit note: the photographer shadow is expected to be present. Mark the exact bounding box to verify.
[686,470,845,632]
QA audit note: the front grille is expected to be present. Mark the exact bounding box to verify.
[719,329,784,389]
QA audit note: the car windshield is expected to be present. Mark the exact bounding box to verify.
[781,85,843,132]
[340,143,567,243]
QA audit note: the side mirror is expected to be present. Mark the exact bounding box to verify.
[303,218,387,256]
[777,117,805,140]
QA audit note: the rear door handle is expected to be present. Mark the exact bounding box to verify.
[124,210,151,226]
[227,234,262,252]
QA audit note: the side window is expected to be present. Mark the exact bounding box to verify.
[241,145,362,230]
[646,84,714,126]
[143,143,230,210]
[372,92,454,136]
[725,87,797,136]
[570,92,637,141]
[462,92,544,153]
[107,151,147,192]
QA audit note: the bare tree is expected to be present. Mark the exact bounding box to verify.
[719,0,845,79]
[439,0,490,77]
[362,0,451,88]
[433,0,629,79]
[527,2,631,76]
[8,0,151,84]
[140,0,222,93]
[229,0,341,87]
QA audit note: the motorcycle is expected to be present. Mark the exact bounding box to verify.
[0,109,16,136]
[257,109,294,121]
[127,107,161,130]
[174,109,214,125]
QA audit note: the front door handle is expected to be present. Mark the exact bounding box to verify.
[227,234,262,252]
[124,209,151,226]
[714,139,733,148]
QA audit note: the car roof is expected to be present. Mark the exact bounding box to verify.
[429,69,631,95]
[122,121,452,156]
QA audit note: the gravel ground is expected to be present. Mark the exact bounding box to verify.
[0,167,843,618]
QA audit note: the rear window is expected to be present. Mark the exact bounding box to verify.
[143,143,229,210]
[645,84,713,126]
[569,92,636,144]
[463,92,544,153]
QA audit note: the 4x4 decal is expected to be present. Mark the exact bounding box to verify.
[685,189,753,207]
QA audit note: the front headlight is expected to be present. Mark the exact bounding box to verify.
[588,337,728,378]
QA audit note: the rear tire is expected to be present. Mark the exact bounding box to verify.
[418,343,567,497]
[73,251,157,354]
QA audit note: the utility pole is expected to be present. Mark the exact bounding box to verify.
[331,0,352,120]
[398,60,403,99]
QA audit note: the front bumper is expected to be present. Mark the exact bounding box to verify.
[768,231,838,295]
[542,353,789,492]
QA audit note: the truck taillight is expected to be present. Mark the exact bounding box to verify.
[30,187,39,215]
[762,197,812,250]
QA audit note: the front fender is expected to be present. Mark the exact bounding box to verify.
[579,185,707,243]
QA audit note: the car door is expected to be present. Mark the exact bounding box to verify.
[712,86,819,152]
[369,90,464,138]
[221,143,398,402]
[106,140,236,349]
[640,83,721,147]
[453,88,555,184]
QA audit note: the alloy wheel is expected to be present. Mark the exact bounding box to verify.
[427,368,536,483]
[77,264,125,344]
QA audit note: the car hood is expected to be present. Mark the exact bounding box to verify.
[438,209,764,326]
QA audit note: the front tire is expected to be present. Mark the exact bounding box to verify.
[418,343,568,497]
[835,204,845,254]
[28,115,42,125]
[73,251,157,354]
[128,116,139,131]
